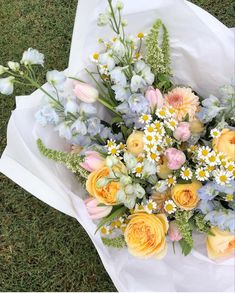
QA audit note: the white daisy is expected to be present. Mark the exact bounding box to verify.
[144,124,156,134]
[198,146,212,159]
[206,151,220,166]
[100,226,112,235]
[164,200,177,214]
[163,136,173,146]
[196,168,210,181]
[90,52,100,63]
[133,163,144,177]
[166,107,176,118]
[147,151,160,162]
[134,203,145,212]
[144,133,156,144]
[156,108,168,119]
[226,161,235,174]
[214,170,232,185]
[108,145,121,156]
[139,113,152,124]
[167,175,177,187]
[210,128,221,138]
[180,167,193,180]
[144,199,157,214]
[225,194,234,202]
[165,118,178,131]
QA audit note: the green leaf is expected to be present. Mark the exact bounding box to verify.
[177,178,192,184]
[111,116,123,125]
[95,206,126,234]
[179,239,193,256]
[101,235,126,248]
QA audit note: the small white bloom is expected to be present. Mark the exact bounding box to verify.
[64,98,78,114]
[210,128,221,138]
[55,123,72,140]
[21,48,44,66]
[164,200,177,214]
[121,19,128,27]
[130,75,146,92]
[112,40,125,58]
[7,61,20,71]
[167,175,177,187]
[205,151,220,166]
[134,203,145,213]
[46,70,66,89]
[144,199,157,214]
[0,76,15,95]
[225,194,234,201]
[156,108,168,119]
[165,118,178,131]
[99,52,115,71]
[0,65,9,75]
[147,151,160,163]
[97,13,109,26]
[139,114,152,124]
[196,168,210,181]
[198,146,212,159]
[90,52,100,63]
[180,167,193,180]
[154,180,168,193]
[100,226,112,235]
[133,163,144,177]
[116,1,124,10]
[214,169,232,185]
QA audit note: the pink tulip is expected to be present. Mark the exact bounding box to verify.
[173,122,191,142]
[165,148,186,170]
[168,221,182,242]
[73,81,98,103]
[84,197,112,219]
[80,151,104,172]
[145,86,164,109]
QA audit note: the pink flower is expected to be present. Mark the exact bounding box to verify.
[73,81,98,103]
[145,86,164,109]
[173,122,191,142]
[165,148,186,170]
[80,151,104,172]
[168,221,182,242]
[84,197,112,220]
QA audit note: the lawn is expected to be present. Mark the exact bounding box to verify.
[0,0,234,291]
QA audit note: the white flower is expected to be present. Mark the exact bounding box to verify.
[198,146,212,159]
[225,194,234,201]
[123,152,137,170]
[21,48,44,66]
[133,163,144,177]
[147,151,160,163]
[167,175,177,187]
[100,226,112,235]
[226,161,235,174]
[214,170,232,185]
[0,65,9,75]
[46,70,66,90]
[134,203,145,213]
[116,1,124,10]
[112,40,125,58]
[97,13,109,26]
[156,108,168,119]
[210,128,221,138]
[144,199,157,214]
[110,67,126,86]
[64,98,78,114]
[180,167,193,180]
[164,200,177,214]
[144,124,156,134]
[99,52,115,71]
[205,151,220,166]
[196,168,210,181]
[0,76,15,95]
[139,114,152,124]
[165,118,178,131]
[7,61,20,71]
[90,52,100,63]
[130,75,146,92]
[55,123,72,140]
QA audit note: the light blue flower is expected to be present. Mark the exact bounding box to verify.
[202,95,220,108]
[197,200,215,214]
[21,48,44,66]
[134,60,154,85]
[109,132,123,141]
[71,134,91,147]
[99,126,112,139]
[79,102,97,115]
[55,123,72,140]
[123,152,137,170]
[213,180,235,194]
[64,98,78,114]
[112,84,130,101]
[0,76,14,95]
[35,106,59,126]
[198,182,219,201]
[99,52,115,71]
[71,118,87,135]
[205,209,235,233]
[46,70,66,90]
[130,75,146,92]
[116,101,129,114]
[128,93,149,113]
[112,40,126,58]
[110,67,127,86]
[87,117,101,136]
[142,159,157,176]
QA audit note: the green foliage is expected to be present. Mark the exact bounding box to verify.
[175,210,194,255]
[193,213,211,234]
[102,235,126,249]
[96,206,126,233]
[146,19,171,88]
[37,139,88,184]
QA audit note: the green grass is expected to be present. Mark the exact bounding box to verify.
[0,0,234,291]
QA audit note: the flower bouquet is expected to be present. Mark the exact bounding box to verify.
[0,0,234,291]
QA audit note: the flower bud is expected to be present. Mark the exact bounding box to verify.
[74,81,99,103]
[145,86,164,109]
[7,61,20,71]
[168,221,182,241]
[80,151,104,172]
[173,122,191,142]
[84,197,112,220]
[165,148,186,170]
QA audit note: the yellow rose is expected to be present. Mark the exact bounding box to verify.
[189,119,204,133]
[157,155,172,179]
[172,181,201,210]
[124,213,169,259]
[213,129,235,160]
[206,227,235,260]
[86,167,119,205]
[126,131,144,156]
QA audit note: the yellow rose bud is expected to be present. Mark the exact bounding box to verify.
[172,181,201,210]
[206,227,235,260]
[124,213,169,259]
[157,155,172,179]
[213,129,235,160]
[86,167,119,205]
[189,118,204,133]
[126,131,145,156]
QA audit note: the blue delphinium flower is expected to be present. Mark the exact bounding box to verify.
[198,182,219,201]
[205,209,235,233]
[87,117,102,136]
[128,93,149,113]
[35,106,59,126]
[71,118,87,136]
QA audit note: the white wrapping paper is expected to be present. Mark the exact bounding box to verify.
[0,0,234,291]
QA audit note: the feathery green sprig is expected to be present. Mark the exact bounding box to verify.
[101,235,126,248]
